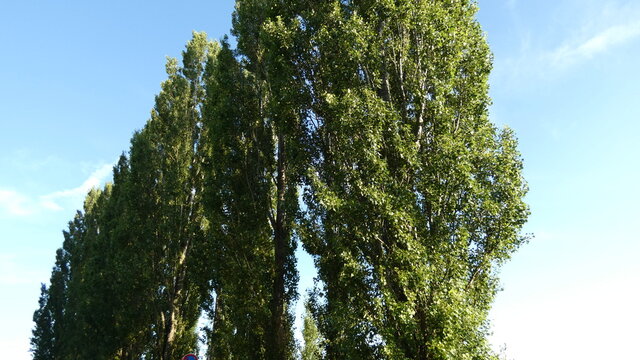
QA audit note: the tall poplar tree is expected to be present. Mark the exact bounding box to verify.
[202,39,274,359]
[125,32,216,360]
[30,188,110,359]
[202,2,309,358]
[66,188,118,359]
[295,1,530,358]
[31,33,218,360]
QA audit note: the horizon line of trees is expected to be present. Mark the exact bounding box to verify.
[31,1,529,359]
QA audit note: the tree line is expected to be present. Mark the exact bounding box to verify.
[31,1,529,359]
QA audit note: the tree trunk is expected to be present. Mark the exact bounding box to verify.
[269,134,288,359]
[161,236,191,360]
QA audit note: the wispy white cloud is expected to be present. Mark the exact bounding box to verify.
[0,164,113,217]
[549,21,640,66]
[493,1,640,87]
[39,164,113,211]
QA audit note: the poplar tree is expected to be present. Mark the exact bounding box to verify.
[124,32,216,359]
[30,189,107,359]
[202,39,273,358]
[295,1,530,358]
[31,285,55,360]
[31,33,218,360]
[66,188,116,359]
[301,301,322,360]
[202,2,309,358]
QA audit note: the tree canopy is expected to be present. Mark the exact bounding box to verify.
[31,1,528,359]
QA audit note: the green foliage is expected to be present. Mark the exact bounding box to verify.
[216,2,310,358]
[202,39,274,359]
[294,1,530,359]
[31,32,217,360]
[32,2,529,359]
[31,284,54,360]
[301,300,323,360]
[136,31,216,360]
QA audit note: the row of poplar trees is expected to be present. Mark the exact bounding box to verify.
[31,0,529,359]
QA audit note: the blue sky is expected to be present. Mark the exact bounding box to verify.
[1,0,638,359]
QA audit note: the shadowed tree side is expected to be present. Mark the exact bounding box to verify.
[218,1,310,358]
[202,38,274,359]
[125,32,217,360]
[30,32,218,360]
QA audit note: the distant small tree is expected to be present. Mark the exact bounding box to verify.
[301,301,322,360]
[31,284,54,360]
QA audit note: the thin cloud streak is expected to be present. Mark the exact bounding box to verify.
[492,2,640,88]
[0,164,113,217]
[549,21,640,66]
[40,163,113,210]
